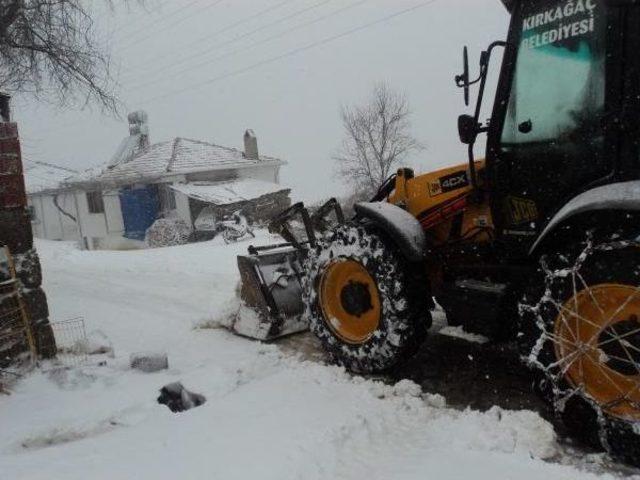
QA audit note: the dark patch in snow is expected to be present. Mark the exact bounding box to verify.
[157,382,206,413]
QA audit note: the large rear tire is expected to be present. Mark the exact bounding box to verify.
[302,223,430,373]
[519,239,640,466]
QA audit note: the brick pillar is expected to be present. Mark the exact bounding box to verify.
[0,104,56,359]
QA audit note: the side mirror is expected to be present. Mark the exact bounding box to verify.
[454,46,470,106]
[458,114,478,145]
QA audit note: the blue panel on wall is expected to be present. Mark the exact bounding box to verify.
[119,185,159,240]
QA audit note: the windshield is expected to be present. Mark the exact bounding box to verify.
[501,0,606,146]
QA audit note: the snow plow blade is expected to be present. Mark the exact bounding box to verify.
[235,245,307,340]
[233,199,344,341]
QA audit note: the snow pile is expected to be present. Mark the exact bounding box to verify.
[197,296,307,341]
[79,329,114,356]
[195,295,267,338]
[0,238,629,479]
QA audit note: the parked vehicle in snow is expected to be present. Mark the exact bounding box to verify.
[220,211,255,244]
[194,209,255,244]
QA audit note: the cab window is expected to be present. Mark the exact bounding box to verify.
[501,0,606,147]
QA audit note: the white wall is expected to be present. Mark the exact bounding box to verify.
[29,196,45,239]
[103,189,125,235]
[184,165,281,184]
[186,169,237,183]
[240,165,280,183]
[75,190,129,249]
[30,188,146,250]
[75,190,107,245]
[29,192,80,242]
[174,190,192,225]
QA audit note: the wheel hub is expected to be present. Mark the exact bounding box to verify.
[319,259,381,344]
[598,316,640,377]
[554,284,640,421]
[340,281,373,317]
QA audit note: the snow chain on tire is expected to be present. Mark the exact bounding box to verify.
[519,235,640,466]
[302,223,431,374]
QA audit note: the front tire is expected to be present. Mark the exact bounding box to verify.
[520,239,640,466]
[303,223,430,373]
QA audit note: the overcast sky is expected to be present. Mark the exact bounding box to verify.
[13,0,509,202]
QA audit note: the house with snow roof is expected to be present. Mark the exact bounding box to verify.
[26,112,291,249]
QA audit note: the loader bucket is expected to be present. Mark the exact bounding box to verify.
[235,246,308,341]
[232,199,344,341]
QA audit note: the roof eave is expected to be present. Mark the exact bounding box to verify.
[171,159,287,175]
[63,158,287,189]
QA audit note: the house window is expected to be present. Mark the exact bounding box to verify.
[86,191,105,214]
[158,184,176,212]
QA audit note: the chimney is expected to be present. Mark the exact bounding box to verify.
[243,129,259,160]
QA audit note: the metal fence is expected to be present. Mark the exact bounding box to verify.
[47,317,88,369]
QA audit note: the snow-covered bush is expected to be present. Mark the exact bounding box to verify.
[145,218,193,248]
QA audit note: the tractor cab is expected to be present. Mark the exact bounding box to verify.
[459,0,640,257]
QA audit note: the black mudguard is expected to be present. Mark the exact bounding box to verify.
[354,202,426,262]
[530,181,640,255]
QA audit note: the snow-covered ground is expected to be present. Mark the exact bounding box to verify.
[0,236,634,479]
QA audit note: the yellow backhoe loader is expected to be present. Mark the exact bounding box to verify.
[237,0,640,466]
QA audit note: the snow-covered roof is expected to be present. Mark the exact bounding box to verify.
[69,137,286,187]
[171,179,290,205]
[23,160,78,194]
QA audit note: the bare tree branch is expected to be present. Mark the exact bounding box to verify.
[0,0,131,112]
[333,82,423,196]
